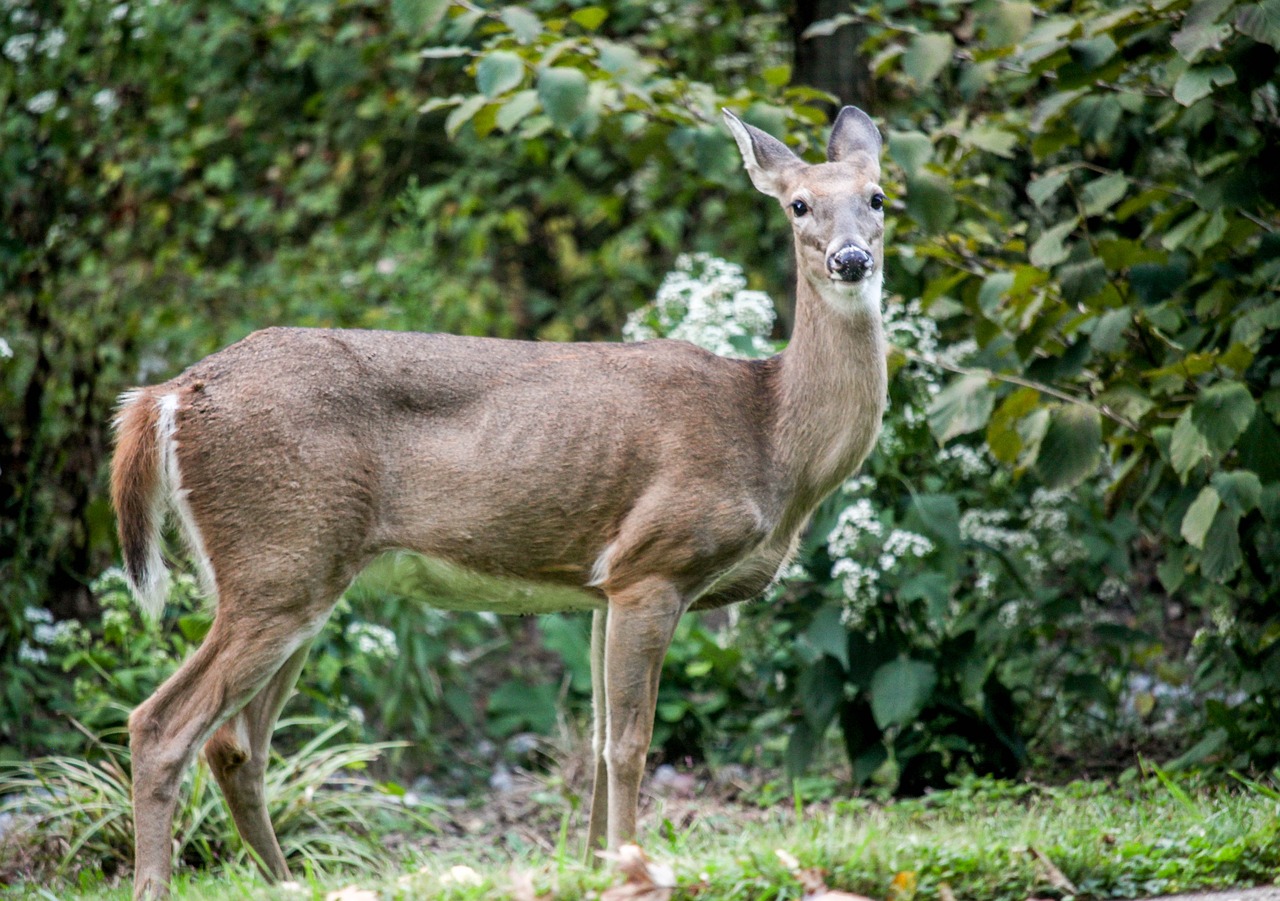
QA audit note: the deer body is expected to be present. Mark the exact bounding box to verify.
[112,107,887,898]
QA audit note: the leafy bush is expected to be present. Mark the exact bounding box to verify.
[0,719,420,887]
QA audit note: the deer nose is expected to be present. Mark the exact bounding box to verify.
[827,245,873,282]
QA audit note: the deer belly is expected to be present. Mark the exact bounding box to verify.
[357,551,606,615]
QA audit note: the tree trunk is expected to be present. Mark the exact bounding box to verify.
[790,0,876,113]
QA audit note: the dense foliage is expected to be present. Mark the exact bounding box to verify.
[3,0,1278,803]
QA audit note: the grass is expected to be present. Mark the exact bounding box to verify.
[2,767,1278,900]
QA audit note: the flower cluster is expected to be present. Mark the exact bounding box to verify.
[624,253,776,358]
[345,621,398,660]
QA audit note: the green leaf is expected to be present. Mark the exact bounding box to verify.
[978,271,1015,315]
[962,124,1018,157]
[804,606,850,669]
[1170,410,1210,478]
[1029,217,1078,268]
[1191,382,1256,456]
[1236,1,1280,49]
[1181,485,1221,548]
[1171,0,1235,61]
[1090,307,1132,353]
[501,6,542,42]
[1173,64,1237,106]
[495,89,539,131]
[1201,508,1242,582]
[762,64,792,87]
[979,2,1034,46]
[444,93,486,139]
[902,33,954,85]
[888,131,933,179]
[785,721,817,777]
[870,658,937,729]
[476,51,524,98]
[570,6,608,30]
[1027,169,1071,207]
[906,174,957,234]
[391,0,449,35]
[800,657,845,732]
[1081,172,1128,216]
[1212,470,1262,515]
[928,375,994,444]
[537,66,590,130]
[1034,404,1102,489]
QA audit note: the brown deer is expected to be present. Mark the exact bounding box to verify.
[111,106,887,898]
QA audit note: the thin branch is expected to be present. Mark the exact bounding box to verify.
[899,347,1142,433]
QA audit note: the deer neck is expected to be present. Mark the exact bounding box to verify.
[771,268,887,520]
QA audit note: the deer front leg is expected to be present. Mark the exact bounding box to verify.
[602,580,688,849]
[584,607,609,862]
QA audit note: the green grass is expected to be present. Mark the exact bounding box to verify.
[3,772,1278,900]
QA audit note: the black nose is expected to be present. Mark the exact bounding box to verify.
[828,246,872,282]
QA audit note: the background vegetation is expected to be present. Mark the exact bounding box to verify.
[3,0,1278,859]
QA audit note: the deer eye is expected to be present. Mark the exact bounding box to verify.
[870,192,886,211]
[790,199,809,217]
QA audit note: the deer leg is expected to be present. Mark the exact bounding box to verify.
[584,607,609,862]
[602,580,688,849]
[129,615,315,900]
[203,639,313,881]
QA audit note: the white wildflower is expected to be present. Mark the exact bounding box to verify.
[0,337,12,359]
[110,2,129,21]
[36,27,65,58]
[33,620,75,646]
[878,529,934,571]
[833,558,879,627]
[3,33,35,63]
[25,89,56,114]
[17,642,48,665]
[346,621,397,659]
[997,600,1022,628]
[92,88,119,115]
[1049,539,1088,568]
[375,256,397,275]
[939,443,991,479]
[23,605,53,624]
[959,508,1035,552]
[938,338,978,367]
[1097,576,1128,603]
[624,254,777,358]
[827,498,883,558]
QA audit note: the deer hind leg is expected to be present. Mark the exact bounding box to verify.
[129,613,319,900]
[203,639,314,881]
[584,607,609,862]
[602,578,689,850]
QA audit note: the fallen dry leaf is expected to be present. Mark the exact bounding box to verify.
[889,869,918,900]
[440,864,484,887]
[598,843,676,901]
[511,867,554,901]
[787,863,874,901]
[324,888,378,901]
[1026,846,1079,896]
[938,882,957,901]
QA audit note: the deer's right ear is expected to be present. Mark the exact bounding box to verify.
[722,109,801,199]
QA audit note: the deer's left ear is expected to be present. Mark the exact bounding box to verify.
[827,106,882,163]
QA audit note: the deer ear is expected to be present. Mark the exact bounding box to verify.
[827,106,882,163]
[722,108,802,199]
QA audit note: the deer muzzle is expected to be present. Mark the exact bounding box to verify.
[827,245,873,283]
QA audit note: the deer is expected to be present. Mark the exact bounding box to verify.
[110,105,888,899]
